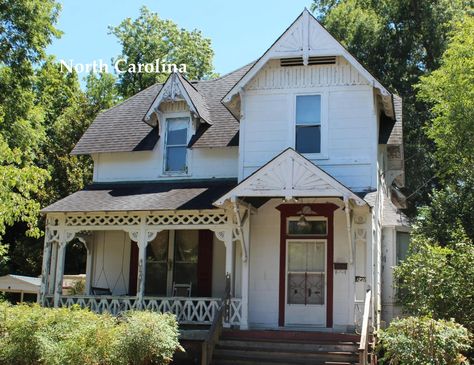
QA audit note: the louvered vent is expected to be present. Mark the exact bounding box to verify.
[280,56,336,67]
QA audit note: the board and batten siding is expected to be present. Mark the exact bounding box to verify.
[240,58,378,191]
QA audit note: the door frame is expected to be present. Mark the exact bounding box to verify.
[285,238,327,326]
[276,203,338,327]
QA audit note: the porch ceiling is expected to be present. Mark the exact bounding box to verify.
[41,179,237,213]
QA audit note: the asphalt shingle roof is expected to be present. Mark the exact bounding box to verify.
[41,179,237,213]
[71,63,254,155]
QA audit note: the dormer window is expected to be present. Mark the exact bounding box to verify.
[295,95,321,154]
[164,117,189,173]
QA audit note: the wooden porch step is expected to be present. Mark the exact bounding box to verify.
[217,339,358,353]
[211,330,360,365]
[221,329,360,343]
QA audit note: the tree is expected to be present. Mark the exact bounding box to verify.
[416,15,474,182]
[0,0,61,267]
[109,6,215,98]
[311,0,471,212]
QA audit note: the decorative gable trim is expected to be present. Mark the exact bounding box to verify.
[214,148,366,206]
[223,9,393,117]
[144,72,211,127]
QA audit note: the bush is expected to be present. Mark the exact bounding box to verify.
[378,316,471,365]
[114,311,183,365]
[0,302,181,365]
[395,240,474,333]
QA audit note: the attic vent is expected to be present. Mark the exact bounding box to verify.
[280,56,336,67]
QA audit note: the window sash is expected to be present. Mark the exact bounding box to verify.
[164,117,189,172]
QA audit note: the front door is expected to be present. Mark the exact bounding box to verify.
[285,239,326,326]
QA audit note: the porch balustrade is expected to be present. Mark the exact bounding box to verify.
[43,295,242,326]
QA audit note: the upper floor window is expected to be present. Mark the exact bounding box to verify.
[295,95,321,154]
[165,117,189,173]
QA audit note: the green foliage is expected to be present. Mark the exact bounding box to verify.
[114,311,183,365]
[0,303,181,365]
[378,316,471,365]
[395,237,474,333]
[109,6,215,97]
[311,0,471,211]
[0,135,49,244]
[417,15,474,182]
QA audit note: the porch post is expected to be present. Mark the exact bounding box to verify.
[240,216,250,329]
[224,229,235,295]
[53,239,67,307]
[78,235,93,295]
[48,242,58,295]
[39,239,52,305]
[135,216,150,309]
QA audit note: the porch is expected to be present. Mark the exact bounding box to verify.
[39,208,249,328]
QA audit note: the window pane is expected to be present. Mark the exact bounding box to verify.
[296,125,321,153]
[288,220,327,235]
[396,232,410,264]
[166,146,187,172]
[174,230,199,295]
[145,231,169,296]
[166,118,188,145]
[296,95,321,125]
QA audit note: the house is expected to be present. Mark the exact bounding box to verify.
[40,8,409,352]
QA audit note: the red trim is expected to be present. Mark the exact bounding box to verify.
[128,241,139,296]
[197,230,213,297]
[276,203,338,328]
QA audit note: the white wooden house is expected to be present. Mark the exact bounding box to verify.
[40,9,409,345]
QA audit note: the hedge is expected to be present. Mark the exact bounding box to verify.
[378,316,471,365]
[0,301,182,365]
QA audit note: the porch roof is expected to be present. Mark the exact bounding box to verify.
[214,148,367,206]
[41,179,237,213]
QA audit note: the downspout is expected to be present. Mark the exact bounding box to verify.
[231,197,248,262]
[344,195,354,264]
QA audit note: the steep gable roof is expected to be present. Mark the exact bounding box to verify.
[222,9,394,118]
[144,72,212,126]
[71,63,253,155]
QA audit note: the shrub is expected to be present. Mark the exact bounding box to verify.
[0,303,181,365]
[378,316,471,365]
[113,311,182,365]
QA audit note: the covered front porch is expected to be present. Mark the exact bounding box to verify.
[40,208,248,327]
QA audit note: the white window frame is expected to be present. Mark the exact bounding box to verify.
[292,92,329,159]
[162,114,191,176]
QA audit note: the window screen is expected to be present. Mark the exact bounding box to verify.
[165,118,188,172]
[296,95,321,153]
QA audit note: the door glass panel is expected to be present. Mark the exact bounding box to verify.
[174,230,198,295]
[288,273,306,304]
[287,241,325,305]
[307,273,324,304]
[145,231,169,295]
[307,242,325,272]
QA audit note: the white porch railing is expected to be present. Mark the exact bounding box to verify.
[43,295,242,326]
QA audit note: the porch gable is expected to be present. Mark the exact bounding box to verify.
[214,148,366,206]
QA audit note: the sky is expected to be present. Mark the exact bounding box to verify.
[47,0,312,80]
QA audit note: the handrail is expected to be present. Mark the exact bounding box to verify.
[201,273,231,365]
[358,289,372,365]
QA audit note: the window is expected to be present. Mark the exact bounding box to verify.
[287,218,327,236]
[396,231,410,265]
[165,117,189,173]
[295,95,321,153]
